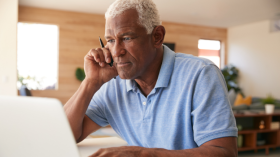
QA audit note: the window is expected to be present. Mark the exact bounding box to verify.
[198,39,221,68]
[17,23,59,90]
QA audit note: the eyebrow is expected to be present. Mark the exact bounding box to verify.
[119,32,136,37]
[104,36,111,39]
[105,31,136,39]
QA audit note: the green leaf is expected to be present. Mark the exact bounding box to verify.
[75,68,85,82]
[221,64,242,94]
[261,94,276,105]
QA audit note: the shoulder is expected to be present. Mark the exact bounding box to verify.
[174,53,214,67]
[173,53,219,76]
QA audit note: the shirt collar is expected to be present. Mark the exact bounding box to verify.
[126,78,136,92]
[126,45,176,92]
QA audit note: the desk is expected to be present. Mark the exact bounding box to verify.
[77,137,127,157]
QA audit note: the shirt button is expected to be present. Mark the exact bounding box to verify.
[142,102,146,105]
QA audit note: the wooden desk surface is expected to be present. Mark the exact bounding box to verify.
[77,137,127,157]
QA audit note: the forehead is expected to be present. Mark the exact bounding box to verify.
[105,9,145,36]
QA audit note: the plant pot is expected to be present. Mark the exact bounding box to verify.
[265,104,275,114]
[237,135,243,148]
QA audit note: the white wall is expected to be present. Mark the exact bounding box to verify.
[228,20,280,99]
[0,0,18,95]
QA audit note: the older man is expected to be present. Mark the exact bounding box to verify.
[64,0,238,156]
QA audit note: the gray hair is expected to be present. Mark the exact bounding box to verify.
[105,0,161,34]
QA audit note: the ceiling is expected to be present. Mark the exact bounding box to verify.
[19,0,280,28]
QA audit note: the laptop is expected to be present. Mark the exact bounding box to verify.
[0,96,81,157]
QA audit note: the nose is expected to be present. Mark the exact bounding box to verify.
[111,40,126,57]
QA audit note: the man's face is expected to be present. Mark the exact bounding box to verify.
[105,9,156,80]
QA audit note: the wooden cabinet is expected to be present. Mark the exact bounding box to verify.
[234,112,280,155]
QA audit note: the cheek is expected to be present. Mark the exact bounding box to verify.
[123,43,138,61]
[124,41,147,60]
[106,44,113,54]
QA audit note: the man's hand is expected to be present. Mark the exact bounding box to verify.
[84,47,118,87]
[88,137,237,157]
[89,146,145,157]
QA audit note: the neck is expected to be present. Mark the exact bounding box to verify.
[135,46,164,97]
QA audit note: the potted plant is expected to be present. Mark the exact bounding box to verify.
[262,95,277,114]
[221,65,243,95]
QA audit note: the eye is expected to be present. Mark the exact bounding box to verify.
[123,37,131,41]
[107,39,115,43]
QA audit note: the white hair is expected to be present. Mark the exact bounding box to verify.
[105,0,161,34]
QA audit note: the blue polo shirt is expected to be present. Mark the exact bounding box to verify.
[86,45,237,150]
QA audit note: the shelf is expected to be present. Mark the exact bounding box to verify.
[238,129,280,134]
[256,144,278,149]
[238,146,255,151]
[235,113,280,154]
[234,112,280,118]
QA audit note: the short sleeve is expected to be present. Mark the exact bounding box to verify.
[191,64,238,146]
[85,84,110,127]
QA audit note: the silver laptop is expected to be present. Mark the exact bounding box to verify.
[0,96,80,157]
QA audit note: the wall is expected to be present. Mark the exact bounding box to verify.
[228,20,280,99]
[0,0,18,96]
[163,21,227,62]
[18,6,227,104]
[19,6,105,104]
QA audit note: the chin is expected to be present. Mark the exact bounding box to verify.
[118,72,136,80]
[118,74,132,80]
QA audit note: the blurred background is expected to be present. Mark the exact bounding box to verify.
[0,0,280,156]
[1,0,279,101]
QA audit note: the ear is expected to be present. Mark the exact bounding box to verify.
[152,25,165,48]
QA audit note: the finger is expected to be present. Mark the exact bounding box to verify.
[101,48,112,63]
[95,48,105,63]
[84,53,95,61]
[99,62,106,67]
[89,148,103,157]
[89,49,101,62]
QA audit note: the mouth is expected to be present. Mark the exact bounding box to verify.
[117,62,131,67]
